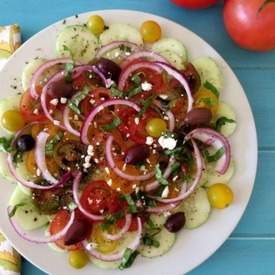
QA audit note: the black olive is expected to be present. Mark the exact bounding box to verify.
[124,144,150,165]
[95,58,121,82]
[164,212,186,233]
[16,134,35,152]
[47,78,74,98]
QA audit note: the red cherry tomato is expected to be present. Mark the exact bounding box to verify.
[20,91,47,122]
[224,0,275,51]
[117,216,140,232]
[49,210,82,251]
[171,0,218,9]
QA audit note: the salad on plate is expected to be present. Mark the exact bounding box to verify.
[0,14,237,270]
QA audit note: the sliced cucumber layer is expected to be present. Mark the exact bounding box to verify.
[193,57,223,92]
[56,25,98,63]
[176,187,211,229]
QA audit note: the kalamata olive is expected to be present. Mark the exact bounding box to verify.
[16,134,35,152]
[64,213,91,246]
[124,144,150,165]
[47,78,74,98]
[164,212,185,233]
[184,108,212,127]
[95,58,121,82]
[182,63,201,93]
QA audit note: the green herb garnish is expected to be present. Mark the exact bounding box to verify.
[142,234,160,248]
[155,164,169,186]
[13,151,23,164]
[8,203,26,218]
[203,147,225,162]
[0,136,14,152]
[215,116,236,132]
[68,85,90,115]
[110,86,124,98]
[119,45,132,54]
[101,212,124,231]
[45,133,63,156]
[138,96,154,118]
[101,117,121,132]
[128,86,142,98]
[64,63,74,83]
[123,194,137,213]
[204,81,220,98]
[119,248,139,270]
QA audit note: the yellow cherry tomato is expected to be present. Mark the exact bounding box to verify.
[207,183,234,209]
[140,20,161,43]
[194,86,219,115]
[87,15,105,35]
[145,118,167,138]
[25,150,37,176]
[91,224,118,254]
[68,249,89,269]
[1,110,25,132]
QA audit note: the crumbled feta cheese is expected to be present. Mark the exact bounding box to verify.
[135,187,140,194]
[107,179,112,186]
[172,175,179,182]
[122,163,127,171]
[159,94,169,100]
[94,158,99,163]
[141,81,153,91]
[50,98,58,106]
[116,187,121,192]
[33,108,39,115]
[145,136,154,145]
[49,109,53,114]
[163,211,172,218]
[73,114,79,120]
[83,163,91,169]
[163,115,169,121]
[99,209,104,214]
[100,97,105,101]
[158,135,177,150]
[104,167,110,174]
[60,97,67,104]
[87,145,94,156]
[53,120,61,126]
[90,98,95,105]
[161,186,169,198]
[134,117,140,125]
[36,168,41,177]
[85,155,92,163]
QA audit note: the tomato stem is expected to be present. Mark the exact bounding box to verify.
[258,0,275,13]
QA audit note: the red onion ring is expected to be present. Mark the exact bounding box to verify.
[185,128,231,174]
[144,157,176,192]
[72,172,104,221]
[63,105,80,137]
[35,132,58,184]
[8,207,75,243]
[118,61,162,91]
[150,139,203,204]
[166,110,175,132]
[84,217,142,261]
[81,99,140,145]
[155,62,193,112]
[30,58,73,99]
[121,50,169,68]
[102,214,132,241]
[95,41,140,59]
[106,135,155,181]
[7,154,70,189]
[146,203,179,213]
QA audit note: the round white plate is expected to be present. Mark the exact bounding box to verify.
[0,10,257,275]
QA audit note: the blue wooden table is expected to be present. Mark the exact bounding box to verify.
[1,0,275,274]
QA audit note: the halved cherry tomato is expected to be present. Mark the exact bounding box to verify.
[20,91,47,122]
[117,216,142,232]
[73,72,103,91]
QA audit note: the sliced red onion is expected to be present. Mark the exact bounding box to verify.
[155,62,193,112]
[185,128,231,174]
[146,202,179,213]
[81,99,140,145]
[84,217,142,261]
[144,157,176,192]
[30,58,74,99]
[118,61,162,91]
[166,110,175,132]
[63,105,81,137]
[7,154,70,189]
[95,41,140,59]
[102,214,132,241]
[121,50,169,68]
[8,207,75,244]
[72,172,104,221]
[106,135,155,181]
[35,131,58,184]
[151,139,203,204]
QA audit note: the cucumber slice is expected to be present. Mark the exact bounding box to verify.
[152,38,187,61]
[56,25,98,63]
[158,50,185,70]
[139,227,176,258]
[21,58,46,91]
[193,57,223,92]
[214,102,237,137]
[0,152,14,182]
[99,23,143,47]
[150,213,166,227]
[9,186,48,231]
[206,159,235,186]
[177,187,211,229]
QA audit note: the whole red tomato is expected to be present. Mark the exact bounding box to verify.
[171,0,218,9]
[224,0,275,51]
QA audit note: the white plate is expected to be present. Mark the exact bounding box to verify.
[0,10,257,275]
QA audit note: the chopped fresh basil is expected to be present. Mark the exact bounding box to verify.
[62,45,74,59]
[101,117,121,132]
[13,151,23,165]
[101,212,124,231]
[155,164,169,186]
[203,147,225,163]
[0,136,14,152]
[135,191,157,208]
[199,97,216,107]
[204,81,220,98]
[215,116,236,132]
[170,161,181,175]
[142,234,160,248]
[119,45,132,54]
[138,96,154,118]
[68,85,90,115]
[45,133,63,156]
[8,203,26,218]
[164,146,193,168]
[64,63,74,83]
[110,86,124,98]
[123,194,137,213]
[128,86,142,98]
[119,248,139,270]
[131,72,144,85]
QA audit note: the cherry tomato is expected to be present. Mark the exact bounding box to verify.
[145,118,167,138]
[68,249,89,269]
[1,110,25,132]
[24,150,37,176]
[117,216,140,232]
[194,86,218,115]
[20,91,47,122]
[140,20,162,43]
[87,15,105,36]
[171,0,218,9]
[224,0,275,51]
[49,210,82,250]
[207,183,234,209]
